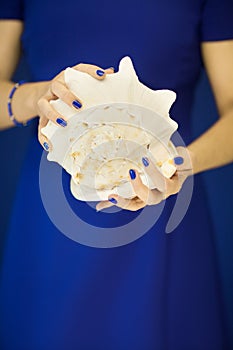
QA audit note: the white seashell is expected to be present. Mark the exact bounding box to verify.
[41,56,178,201]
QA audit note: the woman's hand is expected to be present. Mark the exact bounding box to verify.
[37,64,114,151]
[96,147,193,212]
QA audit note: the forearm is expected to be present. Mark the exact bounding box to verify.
[188,112,233,174]
[0,79,49,130]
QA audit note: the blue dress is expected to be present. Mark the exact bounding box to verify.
[1,1,233,349]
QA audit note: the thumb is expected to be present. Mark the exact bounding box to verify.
[173,146,193,174]
[105,67,115,75]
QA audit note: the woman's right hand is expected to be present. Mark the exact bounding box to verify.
[36,63,114,151]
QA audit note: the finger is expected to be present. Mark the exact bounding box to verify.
[37,97,68,127]
[73,63,107,80]
[107,195,146,211]
[166,166,191,196]
[128,169,160,205]
[51,80,82,110]
[105,67,115,75]
[173,146,193,173]
[97,188,167,212]
[38,116,53,151]
[165,174,182,196]
[141,156,166,192]
[96,200,114,212]
[173,155,188,177]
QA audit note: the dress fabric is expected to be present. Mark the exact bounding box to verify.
[1,1,233,349]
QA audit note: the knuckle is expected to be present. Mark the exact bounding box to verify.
[47,109,56,121]
[61,89,72,102]
[132,207,139,212]
[51,80,57,92]
[148,198,155,206]
[124,202,132,210]
[37,98,44,110]
[38,133,43,145]
[75,63,84,70]
[40,117,48,129]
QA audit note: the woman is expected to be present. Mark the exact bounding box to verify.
[0,0,233,349]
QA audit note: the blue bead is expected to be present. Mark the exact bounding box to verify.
[8,81,29,127]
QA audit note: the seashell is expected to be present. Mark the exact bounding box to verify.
[41,56,178,201]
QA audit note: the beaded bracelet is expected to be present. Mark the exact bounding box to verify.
[8,80,30,127]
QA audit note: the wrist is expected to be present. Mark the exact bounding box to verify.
[11,81,49,123]
[186,145,198,174]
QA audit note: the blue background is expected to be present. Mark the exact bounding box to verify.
[0,61,233,346]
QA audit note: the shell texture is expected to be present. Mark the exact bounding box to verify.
[41,57,178,201]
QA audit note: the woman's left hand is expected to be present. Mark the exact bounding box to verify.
[96,147,193,212]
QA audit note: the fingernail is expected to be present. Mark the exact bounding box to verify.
[142,157,149,167]
[43,142,49,151]
[174,156,184,165]
[56,118,67,127]
[109,197,117,204]
[96,70,105,77]
[72,100,82,109]
[109,67,115,72]
[129,169,136,180]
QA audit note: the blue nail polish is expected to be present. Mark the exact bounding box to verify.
[129,169,136,180]
[96,70,105,77]
[142,157,149,167]
[174,156,184,165]
[109,197,117,204]
[56,118,67,127]
[72,100,82,109]
[43,142,49,151]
